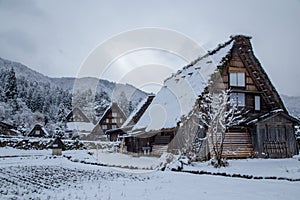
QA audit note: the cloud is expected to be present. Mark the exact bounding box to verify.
[0,0,299,95]
[0,29,37,54]
[0,0,44,17]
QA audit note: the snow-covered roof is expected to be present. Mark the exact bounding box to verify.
[41,127,49,136]
[132,38,234,132]
[66,122,94,132]
[28,124,49,137]
[245,109,300,125]
[121,95,155,128]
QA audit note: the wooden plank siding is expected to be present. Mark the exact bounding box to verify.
[211,36,297,159]
[250,114,298,158]
[208,129,254,159]
[89,103,127,141]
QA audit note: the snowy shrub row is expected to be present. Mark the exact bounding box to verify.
[0,138,85,150]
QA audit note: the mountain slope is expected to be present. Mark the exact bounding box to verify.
[0,57,148,110]
[0,57,53,86]
[0,57,149,133]
[281,94,300,119]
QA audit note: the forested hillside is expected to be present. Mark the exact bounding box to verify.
[0,57,148,134]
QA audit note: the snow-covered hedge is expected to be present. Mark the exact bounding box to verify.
[0,137,85,150]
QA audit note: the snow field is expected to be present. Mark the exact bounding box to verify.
[0,148,300,199]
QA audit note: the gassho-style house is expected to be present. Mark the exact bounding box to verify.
[106,35,299,160]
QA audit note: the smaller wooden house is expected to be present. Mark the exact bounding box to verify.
[245,110,299,158]
[28,124,48,138]
[0,121,19,136]
[49,137,65,156]
[90,102,127,140]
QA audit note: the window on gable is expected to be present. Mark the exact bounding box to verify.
[112,118,117,123]
[112,125,117,129]
[255,96,261,111]
[120,118,123,123]
[230,72,245,87]
[105,118,109,123]
[102,125,107,130]
[112,112,117,117]
[230,93,245,107]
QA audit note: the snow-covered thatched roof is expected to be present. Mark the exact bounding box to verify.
[121,95,155,128]
[131,37,234,133]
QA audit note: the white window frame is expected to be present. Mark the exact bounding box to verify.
[112,118,117,123]
[255,96,261,111]
[112,112,117,117]
[230,72,245,87]
[112,125,117,129]
[120,118,123,123]
[102,125,107,130]
[105,118,109,123]
[230,93,245,107]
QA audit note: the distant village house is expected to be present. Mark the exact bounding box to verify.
[0,121,19,136]
[65,107,94,138]
[90,102,127,141]
[28,124,48,138]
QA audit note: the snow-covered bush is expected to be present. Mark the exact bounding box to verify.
[155,153,179,171]
[210,157,229,168]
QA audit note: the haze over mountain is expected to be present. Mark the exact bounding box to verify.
[281,95,300,119]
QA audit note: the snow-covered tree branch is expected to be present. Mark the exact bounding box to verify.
[196,89,245,167]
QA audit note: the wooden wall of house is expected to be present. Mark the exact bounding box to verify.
[219,53,270,115]
[52,148,62,156]
[220,128,254,158]
[125,136,154,153]
[96,105,127,134]
[209,49,298,159]
[0,124,18,136]
[28,125,46,137]
[250,115,298,158]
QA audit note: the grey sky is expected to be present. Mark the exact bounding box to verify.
[0,0,299,96]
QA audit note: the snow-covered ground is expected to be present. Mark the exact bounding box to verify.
[184,156,300,179]
[0,147,300,199]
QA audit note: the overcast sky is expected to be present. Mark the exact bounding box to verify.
[0,0,299,96]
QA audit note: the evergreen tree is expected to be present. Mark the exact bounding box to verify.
[117,91,129,116]
[57,103,67,122]
[0,69,7,101]
[4,68,19,112]
[5,68,18,101]
[94,91,111,118]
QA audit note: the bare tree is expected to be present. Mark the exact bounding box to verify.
[198,90,243,167]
